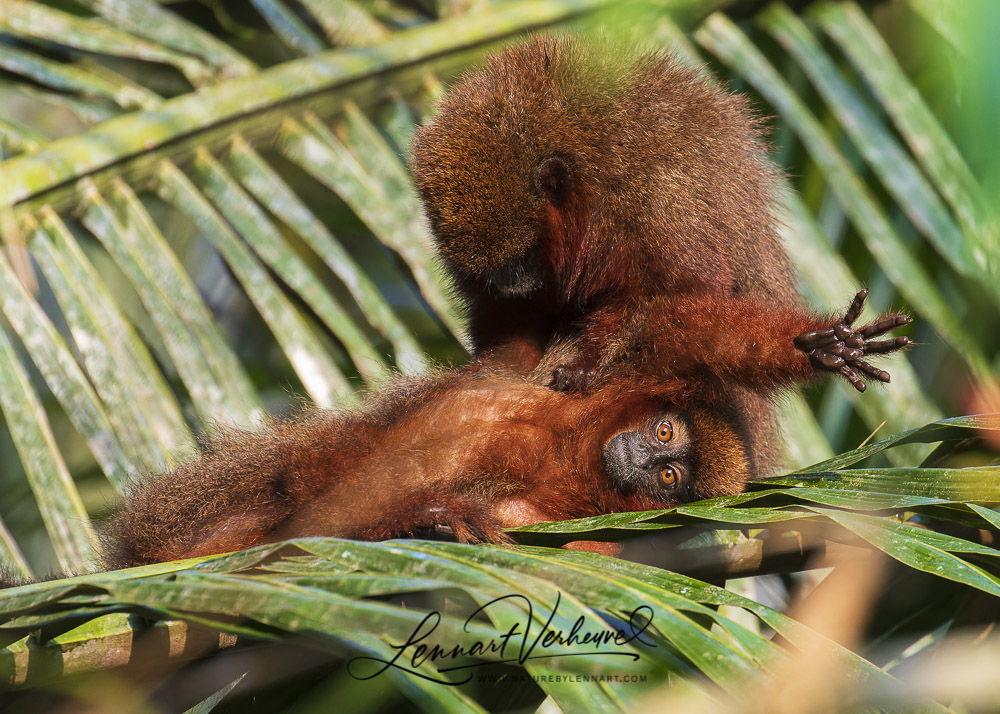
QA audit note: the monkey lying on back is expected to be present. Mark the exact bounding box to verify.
[410,37,911,400]
[103,368,752,568]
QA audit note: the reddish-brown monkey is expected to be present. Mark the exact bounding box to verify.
[100,38,913,570]
[410,37,910,402]
[102,368,753,568]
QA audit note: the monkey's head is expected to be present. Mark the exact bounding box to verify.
[410,36,616,299]
[411,35,785,303]
[601,405,751,505]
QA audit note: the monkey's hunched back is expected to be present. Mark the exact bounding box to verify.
[411,36,796,308]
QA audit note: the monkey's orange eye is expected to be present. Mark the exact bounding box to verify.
[660,466,680,488]
[655,421,674,444]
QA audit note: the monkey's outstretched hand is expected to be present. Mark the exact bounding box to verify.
[794,289,912,392]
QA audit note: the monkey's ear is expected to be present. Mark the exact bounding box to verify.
[534,156,571,207]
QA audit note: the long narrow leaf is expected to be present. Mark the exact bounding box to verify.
[812,1,993,247]
[279,116,465,344]
[298,0,389,46]
[0,518,32,581]
[0,238,131,488]
[0,43,160,110]
[0,1,212,86]
[193,148,389,383]
[795,414,997,473]
[250,0,326,55]
[81,184,253,426]
[73,0,257,78]
[159,157,356,408]
[695,12,994,383]
[33,207,191,459]
[759,3,997,306]
[0,328,94,572]
[226,137,428,374]
[108,179,263,423]
[815,508,1000,597]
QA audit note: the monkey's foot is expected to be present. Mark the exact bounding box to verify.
[793,289,912,392]
[549,365,597,393]
[410,498,513,545]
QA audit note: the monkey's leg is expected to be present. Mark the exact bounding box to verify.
[793,289,912,392]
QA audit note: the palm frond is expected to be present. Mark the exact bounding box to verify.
[0,0,997,710]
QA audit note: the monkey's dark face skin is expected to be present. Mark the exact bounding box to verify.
[483,247,544,297]
[601,411,693,504]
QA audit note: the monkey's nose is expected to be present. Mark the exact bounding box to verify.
[603,432,658,489]
[603,432,644,487]
[489,260,542,297]
[628,441,658,470]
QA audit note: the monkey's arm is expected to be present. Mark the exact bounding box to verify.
[346,490,514,544]
[623,289,911,396]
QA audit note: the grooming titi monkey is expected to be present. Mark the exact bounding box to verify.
[104,369,751,567]
[410,37,912,403]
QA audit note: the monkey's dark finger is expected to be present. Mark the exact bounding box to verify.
[855,359,890,383]
[411,523,458,541]
[827,343,862,361]
[810,349,845,370]
[794,328,838,349]
[842,288,869,326]
[864,336,912,354]
[860,315,912,338]
[840,364,866,392]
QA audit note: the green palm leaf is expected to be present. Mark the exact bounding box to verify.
[0,0,996,710]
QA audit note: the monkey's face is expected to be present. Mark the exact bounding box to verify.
[602,410,694,504]
[601,406,751,505]
[409,37,599,299]
[411,113,564,297]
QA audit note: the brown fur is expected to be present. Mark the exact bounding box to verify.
[102,368,751,568]
[410,36,909,471]
[100,38,910,571]
[411,36,800,370]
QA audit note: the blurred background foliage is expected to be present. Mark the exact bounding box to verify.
[0,0,997,711]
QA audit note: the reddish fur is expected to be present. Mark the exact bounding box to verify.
[98,39,911,571]
[411,37,786,313]
[102,369,751,568]
[411,37,910,471]
[584,293,833,392]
